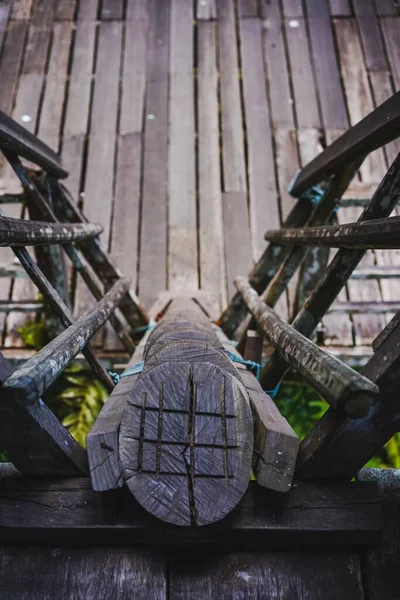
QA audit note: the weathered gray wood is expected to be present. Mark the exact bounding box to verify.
[196,0,217,19]
[15,246,114,392]
[261,152,400,393]
[218,0,246,192]
[54,0,76,20]
[75,21,122,331]
[353,0,388,71]
[243,330,263,364]
[285,18,321,129]
[170,551,365,599]
[61,19,96,198]
[358,469,400,600]
[282,0,304,16]
[235,277,379,417]
[107,1,149,349]
[375,0,397,16]
[297,309,400,479]
[239,18,279,260]
[0,1,10,53]
[11,0,33,19]
[0,213,102,246]
[0,473,381,546]
[198,22,225,311]
[330,301,400,314]
[305,0,348,130]
[168,0,197,291]
[222,192,252,299]
[2,278,129,405]
[0,397,88,476]
[216,327,300,492]
[261,0,294,130]
[38,21,72,151]
[329,0,351,14]
[77,0,98,19]
[87,331,151,491]
[101,0,123,19]
[237,0,258,17]
[138,0,169,307]
[0,545,166,600]
[52,182,149,337]
[119,298,253,525]
[265,215,400,249]
[335,19,387,185]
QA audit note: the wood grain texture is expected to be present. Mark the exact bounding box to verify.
[198,22,226,311]
[38,21,73,150]
[0,473,381,547]
[381,17,400,89]
[87,333,149,491]
[0,547,166,600]
[138,0,169,307]
[54,0,76,20]
[168,0,198,291]
[120,300,253,525]
[11,0,32,19]
[374,0,397,16]
[237,0,258,18]
[101,0,123,19]
[74,20,122,336]
[353,0,388,71]
[285,18,321,129]
[196,0,217,19]
[329,0,351,14]
[281,0,304,17]
[334,18,387,184]
[222,192,252,299]
[236,277,379,417]
[218,0,247,192]
[61,19,96,199]
[305,0,348,129]
[358,468,400,600]
[169,551,365,599]
[109,1,149,344]
[239,18,279,259]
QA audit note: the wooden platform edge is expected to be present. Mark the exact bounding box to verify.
[0,467,381,547]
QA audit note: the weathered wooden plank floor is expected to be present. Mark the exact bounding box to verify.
[0,0,399,352]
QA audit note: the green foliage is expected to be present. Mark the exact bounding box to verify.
[274,375,400,469]
[274,378,328,440]
[17,319,50,350]
[45,363,108,448]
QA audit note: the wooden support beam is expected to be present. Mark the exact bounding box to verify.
[265,216,400,249]
[0,471,381,547]
[290,91,400,196]
[261,151,400,393]
[296,310,400,479]
[119,298,253,526]
[235,277,378,418]
[1,279,129,405]
[0,214,102,247]
[52,181,149,336]
[87,331,151,491]
[0,109,67,179]
[216,328,299,493]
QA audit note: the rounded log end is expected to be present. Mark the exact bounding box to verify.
[119,361,253,526]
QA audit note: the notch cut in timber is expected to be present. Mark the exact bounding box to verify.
[119,299,254,526]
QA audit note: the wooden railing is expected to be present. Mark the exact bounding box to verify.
[0,109,149,475]
[220,91,400,479]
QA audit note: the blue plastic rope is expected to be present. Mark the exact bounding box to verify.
[108,361,144,384]
[134,319,156,335]
[225,349,262,380]
[265,382,281,399]
[302,185,325,204]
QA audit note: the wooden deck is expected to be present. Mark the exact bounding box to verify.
[0,0,400,353]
